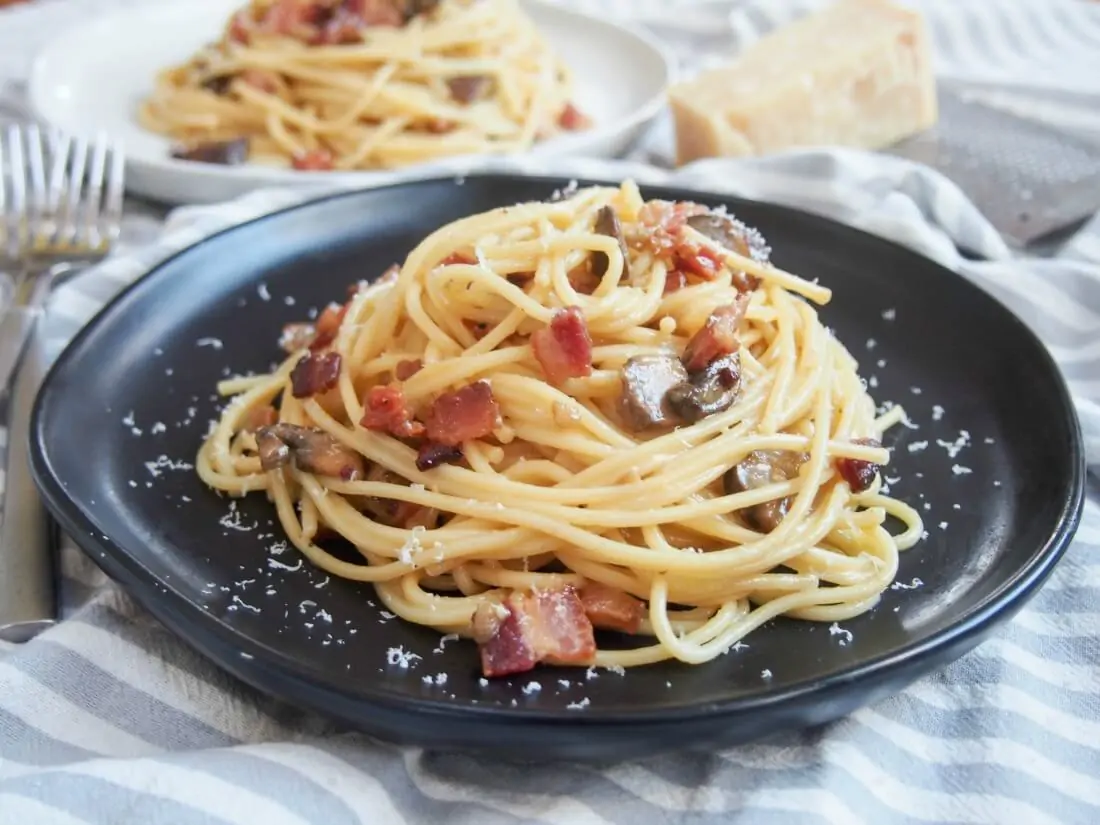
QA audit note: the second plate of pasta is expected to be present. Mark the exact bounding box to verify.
[29,0,671,204]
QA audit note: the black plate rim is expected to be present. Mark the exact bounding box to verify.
[29,172,1087,725]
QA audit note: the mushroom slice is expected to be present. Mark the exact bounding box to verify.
[255,424,366,480]
[723,449,807,532]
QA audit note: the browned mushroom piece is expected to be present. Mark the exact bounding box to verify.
[665,352,742,423]
[447,75,492,103]
[255,424,366,480]
[723,450,808,532]
[170,137,249,166]
[590,205,630,280]
[619,352,690,430]
[685,213,771,292]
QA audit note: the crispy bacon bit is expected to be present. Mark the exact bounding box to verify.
[580,583,644,634]
[395,359,423,381]
[241,69,280,94]
[361,384,426,439]
[280,322,316,353]
[438,252,475,266]
[416,441,464,471]
[229,10,253,42]
[422,118,457,134]
[475,587,596,678]
[447,75,491,104]
[243,405,278,433]
[310,302,348,351]
[636,200,708,256]
[663,269,687,294]
[836,437,883,493]
[685,213,769,292]
[290,351,342,398]
[424,381,501,446]
[558,103,590,131]
[256,423,366,479]
[682,297,748,372]
[291,148,335,171]
[674,243,725,282]
[531,307,593,385]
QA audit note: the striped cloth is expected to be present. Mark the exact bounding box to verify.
[2,2,1100,824]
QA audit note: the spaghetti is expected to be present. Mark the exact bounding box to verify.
[140,0,589,171]
[197,181,924,677]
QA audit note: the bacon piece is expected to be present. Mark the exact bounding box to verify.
[394,359,423,381]
[836,437,883,493]
[681,297,748,372]
[228,10,254,43]
[423,381,501,446]
[240,69,280,94]
[415,441,464,471]
[580,583,644,634]
[674,243,724,282]
[475,587,596,678]
[291,148,335,171]
[290,351,342,398]
[438,252,475,266]
[422,118,457,134]
[361,384,426,439]
[261,0,320,37]
[531,306,593,385]
[558,103,590,131]
[636,200,708,257]
[310,302,348,351]
[663,269,687,294]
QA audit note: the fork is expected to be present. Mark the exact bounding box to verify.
[0,125,124,642]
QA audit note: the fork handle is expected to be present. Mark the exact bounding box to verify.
[0,319,55,642]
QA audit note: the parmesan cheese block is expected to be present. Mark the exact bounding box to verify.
[668,0,938,165]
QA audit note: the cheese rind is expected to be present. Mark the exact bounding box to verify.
[669,0,938,165]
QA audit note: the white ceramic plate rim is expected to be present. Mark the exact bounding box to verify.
[28,0,674,200]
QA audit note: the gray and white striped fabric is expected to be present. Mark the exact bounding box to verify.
[2,1,1100,823]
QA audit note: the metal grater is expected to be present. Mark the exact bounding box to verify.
[888,88,1100,250]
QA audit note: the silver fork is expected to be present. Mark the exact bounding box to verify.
[0,125,124,642]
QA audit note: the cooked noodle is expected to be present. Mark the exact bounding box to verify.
[140,0,587,170]
[197,181,923,673]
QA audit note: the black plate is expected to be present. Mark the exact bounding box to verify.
[30,174,1084,761]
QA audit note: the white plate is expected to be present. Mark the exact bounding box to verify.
[28,0,673,205]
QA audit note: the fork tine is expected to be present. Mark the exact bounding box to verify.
[103,140,125,246]
[46,131,70,218]
[60,136,89,248]
[0,131,9,259]
[6,125,27,252]
[80,133,109,250]
[25,124,47,243]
